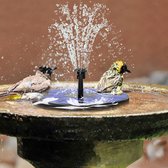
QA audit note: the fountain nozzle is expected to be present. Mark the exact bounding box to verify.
[75,68,87,103]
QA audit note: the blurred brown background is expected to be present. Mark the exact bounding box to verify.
[0,1,168,167]
[0,0,168,84]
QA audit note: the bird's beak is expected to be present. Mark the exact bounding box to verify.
[126,69,131,73]
[53,67,57,71]
[121,64,131,74]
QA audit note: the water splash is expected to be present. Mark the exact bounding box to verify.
[46,3,109,70]
[43,3,133,81]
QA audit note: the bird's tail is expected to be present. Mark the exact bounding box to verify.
[0,91,9,97]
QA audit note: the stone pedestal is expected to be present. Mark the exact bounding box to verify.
[0,83,168,168]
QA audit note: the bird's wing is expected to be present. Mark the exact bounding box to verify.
[11,76,34,92]
[0,81,23,97]
[7,81,23,93]
[96,72,116,92]
[31,79,51,92]
[10,73,50,93]
[96,70,123,92]
[112,75,123,86]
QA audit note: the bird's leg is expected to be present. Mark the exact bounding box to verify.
[116,85,123,95]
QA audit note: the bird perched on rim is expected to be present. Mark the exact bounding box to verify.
[96,60,131,95]
[0,66,57,97]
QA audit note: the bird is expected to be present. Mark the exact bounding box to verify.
[0,66,57,98]
[96,60,131,95]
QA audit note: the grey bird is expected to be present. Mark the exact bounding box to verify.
[0,66,56,97]
[96,60,131,95]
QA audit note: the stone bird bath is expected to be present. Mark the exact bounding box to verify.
[0,82,168,168]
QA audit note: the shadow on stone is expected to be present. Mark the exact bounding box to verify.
[17,138,96,168]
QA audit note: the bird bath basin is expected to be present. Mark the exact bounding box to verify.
[0,82,168,168]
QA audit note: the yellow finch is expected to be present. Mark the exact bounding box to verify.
[96,60,131,95]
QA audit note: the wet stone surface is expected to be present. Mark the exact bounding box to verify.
[0,83,167,117]
[0,83,167,140]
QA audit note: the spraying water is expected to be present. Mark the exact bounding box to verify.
[43,3,133,81]
[46,3,108,70]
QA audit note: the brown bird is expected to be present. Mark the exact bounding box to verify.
[0,66,56,97]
